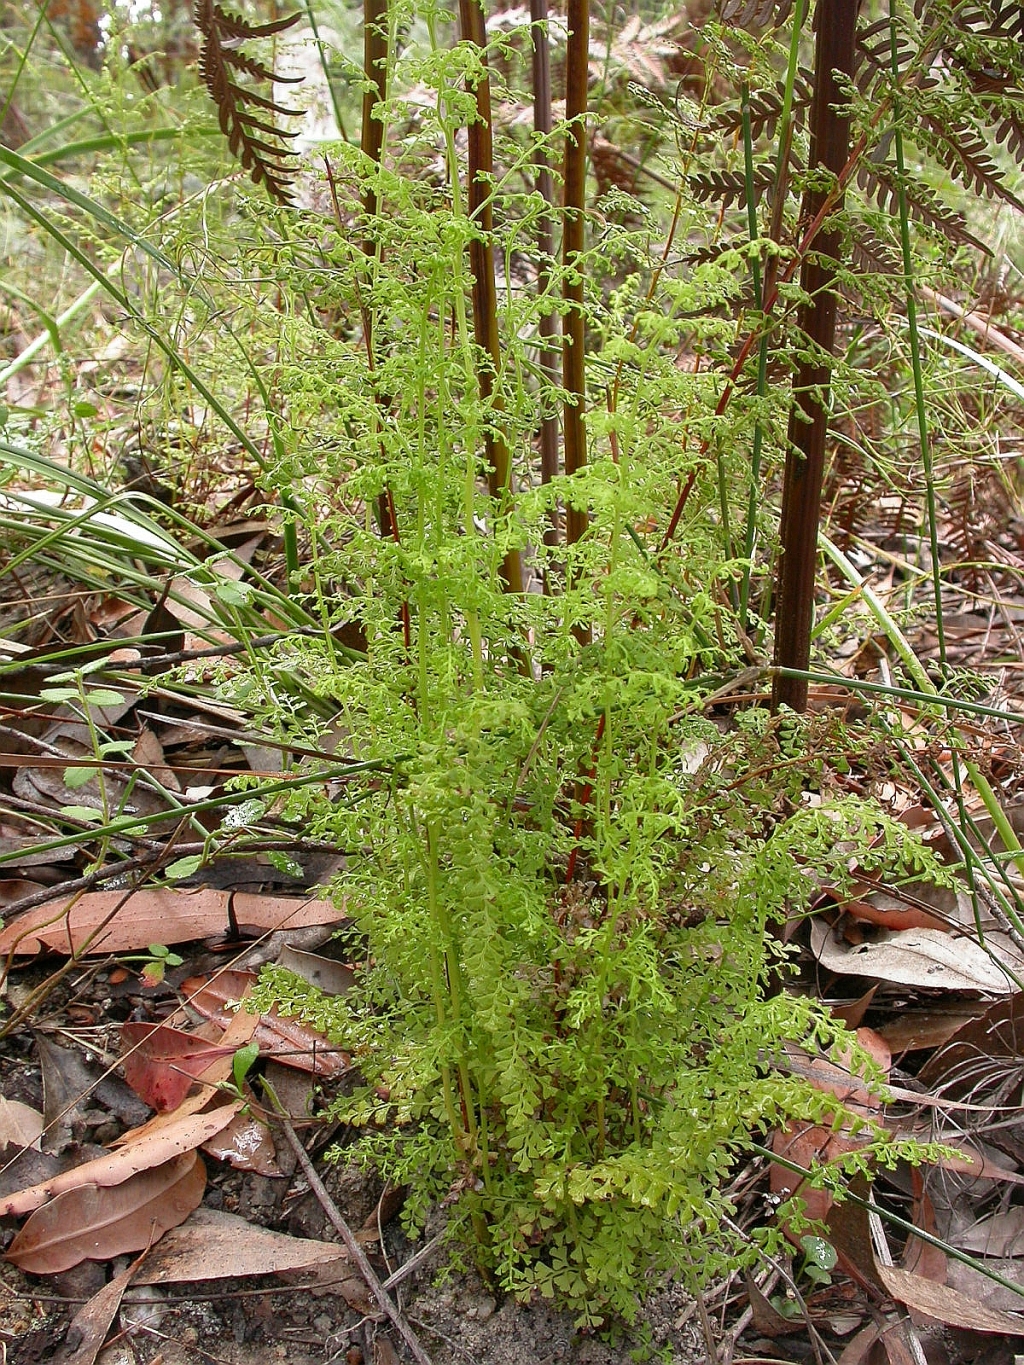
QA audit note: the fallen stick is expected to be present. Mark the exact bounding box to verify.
[264,1084,433,1365]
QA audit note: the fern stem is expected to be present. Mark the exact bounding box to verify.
[738,0,804,632]
[530,0,561,549]
[562,0,590,623]
[771,0,857,714]
[459,0,525,600]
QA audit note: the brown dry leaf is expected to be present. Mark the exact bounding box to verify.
[0,887,342,957]
[961,1208,1024,1257]
[5,1152,206,1274]
[120,1022,242,1112]
[902,1171,946,1284]
[772,1031,889,1234]
[0,1097,43,1150]
[114,1012,259,1139]
[182,969,350,1077]
[744,1274,800,1336]
[830,985,878,1031]
[837,1323,882,1365]
[876,1322,917,1365]
[1,1103,239,1216]
[822,1177,882,1293]
[51,1257,137,1365]
[201,1109,280,1175]
[811,920,1024,992]
[877,1005,983,1055]
[875,1263,1024,1333]
[0,879,48,908]
[917,991,1024,1092]
[131,1207,349,1283]
[276,944,356,995]
[374,1337,401,1365]
[823,882,949,932]
[131,728,181,793]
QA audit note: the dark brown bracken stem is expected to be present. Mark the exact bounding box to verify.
[459,0,525,598]
[562,0,589,555]
[531,0,560,549]
[771,0,858,714]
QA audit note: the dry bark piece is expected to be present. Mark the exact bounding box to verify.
[1,1102,239,1216]
[5,1152,206,1274]
[0,887,342,957]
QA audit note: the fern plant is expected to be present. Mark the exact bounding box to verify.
[687,0,1024,709]
[225,5,957,1320]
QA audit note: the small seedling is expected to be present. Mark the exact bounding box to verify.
[119,943,184,987]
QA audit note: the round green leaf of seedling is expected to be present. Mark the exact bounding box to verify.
[164,855,203,881]
[800,1235,837,1271]
[232,1041,260,1093]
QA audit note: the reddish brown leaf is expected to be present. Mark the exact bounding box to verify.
[902,1170,946,1284]
[182,970,350,1078]
[120,1022,240,1112]
[5,1152,205,1274]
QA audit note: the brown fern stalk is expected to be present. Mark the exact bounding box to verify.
[458,0,524,598]
[361,0,388,229]
[562,0,590,640]
[531,0,561,549]
[770,0,858,713]
[359,0,398,545]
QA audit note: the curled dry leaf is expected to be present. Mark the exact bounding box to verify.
[1,1102,239,1217]
[874,1263,1024,1334]
[182,969,350,1078]
[5,1152,206,1275]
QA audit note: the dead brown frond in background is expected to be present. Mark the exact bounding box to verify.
[193,0,304,204]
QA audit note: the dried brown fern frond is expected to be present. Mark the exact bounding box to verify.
[689,168,774,208]
[718,0,792,30]
[193,0,303,204]
[705,70,813,141]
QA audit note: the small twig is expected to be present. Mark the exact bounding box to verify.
[264,1084,434,1365]
[382,1233,446,1293]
